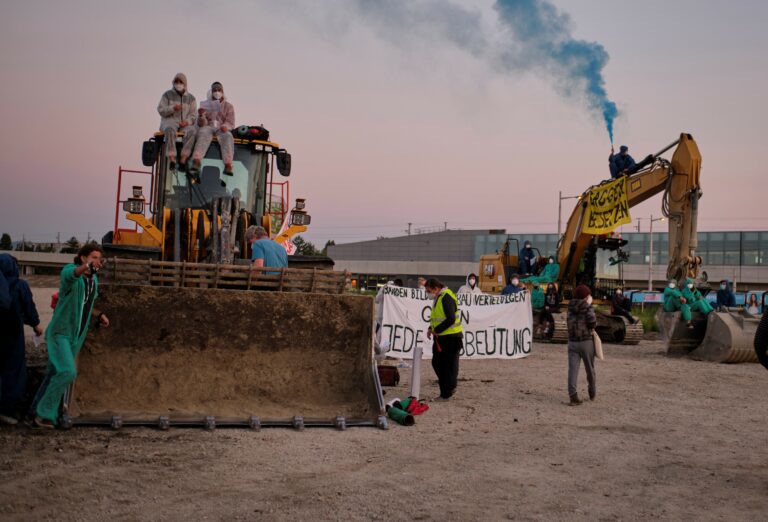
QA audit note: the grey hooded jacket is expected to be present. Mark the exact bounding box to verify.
[157,72,197,129]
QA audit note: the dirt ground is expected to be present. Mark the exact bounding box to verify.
[2,319,767,521]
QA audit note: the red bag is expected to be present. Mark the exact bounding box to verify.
[50,292,59,310]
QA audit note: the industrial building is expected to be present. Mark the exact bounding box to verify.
[327,229,768,291]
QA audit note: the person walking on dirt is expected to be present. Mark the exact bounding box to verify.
[425,278,463,401]
[0,255,43,425]
[30,245,109,428]
[246,226,288,275]
[191,81,236,176]
[457,273,482,295]
[566,285,597,405]
[157,73,197,172]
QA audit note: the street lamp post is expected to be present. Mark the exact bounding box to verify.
[648,214,666,291]
[558,191,581,238]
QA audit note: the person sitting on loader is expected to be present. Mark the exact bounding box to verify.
[681,278,714,316]
[716,279,736,311]
[457,273,482,295]
[191,81,236,176]
[611,287,638,324]
[609,145,636,178]
[157,72,197,172]
[663,279,692,327]
[518,241,536,276]
[501,275,524,295]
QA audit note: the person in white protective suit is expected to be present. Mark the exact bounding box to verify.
[157,73,197,171]
[457,273,482,295]
[191,81,236,176]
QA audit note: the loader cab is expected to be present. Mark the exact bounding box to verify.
[105,128,304,263]
[573,235,628,302]
[153,130,289,227]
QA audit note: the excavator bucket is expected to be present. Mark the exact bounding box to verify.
[657,309,759,363]
[62,260,386,429]
[689,310,760,363]
[656,310,708,357]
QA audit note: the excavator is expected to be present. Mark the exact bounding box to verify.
[480,133,758,361]
[59,125,387,430]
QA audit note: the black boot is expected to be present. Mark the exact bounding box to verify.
[569,394,582,406]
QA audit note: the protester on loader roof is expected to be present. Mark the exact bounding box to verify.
[425,278,463,402]
[191,81,236,176]
[30,244,110,429]
[157,72,197,172]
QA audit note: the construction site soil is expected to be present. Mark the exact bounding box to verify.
[2,330,767,520]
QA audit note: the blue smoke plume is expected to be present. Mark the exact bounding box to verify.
[348,0,619,141]
[494,0,618,142]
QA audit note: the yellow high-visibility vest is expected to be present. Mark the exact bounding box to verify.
[430,288,462,335]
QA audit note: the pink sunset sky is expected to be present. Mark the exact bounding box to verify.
[1,0,766,248]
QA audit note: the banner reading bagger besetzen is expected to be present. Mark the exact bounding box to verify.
[380,286,533,360]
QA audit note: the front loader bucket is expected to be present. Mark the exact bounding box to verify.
[66,284,385,428]
[689,310,759,363]
[656,310,708,356]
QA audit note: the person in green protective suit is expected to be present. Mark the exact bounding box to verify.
[663,280,692,324]
[531,282,545,310]
[681,277,714,316]
[522,256,560,285]
[30,244,110,428]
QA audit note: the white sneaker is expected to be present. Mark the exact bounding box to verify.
[0,414,19,425]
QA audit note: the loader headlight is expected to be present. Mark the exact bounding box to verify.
[132,185,143,198]
[123,198,145,214]
[290,211,311,226]
[294,198,306,210]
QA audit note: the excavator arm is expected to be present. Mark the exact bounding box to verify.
[557,133,702,291]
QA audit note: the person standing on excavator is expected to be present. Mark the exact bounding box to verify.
[609,145,636,178]
[518,241,536,276]
[157,73,197,172]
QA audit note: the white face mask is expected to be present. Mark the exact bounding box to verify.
[548,259,554,264]
[720,284,726,290]
[586,295,593,305]
[616,289,622,295]
[468,278,476,286]
[687,284,694,289]
[174,82,184,92]
[669,282,676,289]
[213,91,223,100]
[511,279,519,286]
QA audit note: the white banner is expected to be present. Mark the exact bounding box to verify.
[380,286,533,360]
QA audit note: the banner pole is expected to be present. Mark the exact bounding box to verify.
[409,344,422,399]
